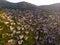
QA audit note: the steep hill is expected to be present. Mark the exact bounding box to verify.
[39,3,60,12]
[0,0,38,10]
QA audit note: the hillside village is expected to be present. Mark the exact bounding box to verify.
[0,8,60,45]
[0,1,60,45]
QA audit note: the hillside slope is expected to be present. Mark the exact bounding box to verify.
[39,3,60,12]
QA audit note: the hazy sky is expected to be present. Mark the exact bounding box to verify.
[6,0,60,5]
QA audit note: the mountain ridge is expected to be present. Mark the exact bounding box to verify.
[39,3,60,12]
[0,1,38,10]
[0,0,60,12]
